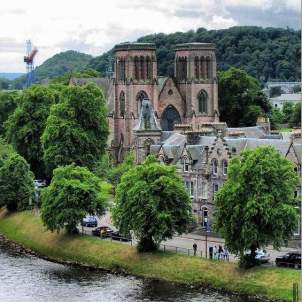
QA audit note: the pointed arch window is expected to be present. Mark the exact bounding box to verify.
[136,90,148,116]
[119,91,125,117]
[222,160,228,175]
[134,56,139,80]
[146,56,152,80]
[140,56,145,80]
[198,90,208,114]
[194,56,200,79]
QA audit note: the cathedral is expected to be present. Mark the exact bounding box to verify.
[70,42,301,240]
[108,42,220,162]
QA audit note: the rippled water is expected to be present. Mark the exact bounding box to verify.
[0,240,245,302]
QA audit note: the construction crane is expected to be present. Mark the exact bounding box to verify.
[24,40,38,87]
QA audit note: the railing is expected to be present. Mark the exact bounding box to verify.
[159,244,199,257]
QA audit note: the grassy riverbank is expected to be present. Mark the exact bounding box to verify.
[0,210,299,301]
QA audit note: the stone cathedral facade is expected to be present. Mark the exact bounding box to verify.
[108,42,220,162]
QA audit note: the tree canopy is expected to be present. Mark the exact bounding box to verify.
[214,146,299,267]
[0,152,34,211]
[218,67,271,127]
[42,83,108,176]
[41,164,107,234]
[89,26,301,82]
[5,85,57,178]
[0,91,18,136]
[112,156,192,252]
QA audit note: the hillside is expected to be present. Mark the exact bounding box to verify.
[0,73,24,80]
[88,26,301,82]
[14,50,92,88]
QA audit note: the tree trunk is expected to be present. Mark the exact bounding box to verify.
[137,236,157,252]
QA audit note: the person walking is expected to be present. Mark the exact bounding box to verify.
[193,243,197,256]
[213,246,218,260]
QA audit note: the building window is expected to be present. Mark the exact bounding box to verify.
[212,159,218,175]
[140,56,145,80]
[194,56,200,79]
[134,56,139,80]
[146,56,152,80]
[201,207,208,228]
[183,160,189,172]
[206,57,211,79]
[119,91,125,117]
[198,90,208,114]
[136,91,148,116]
[222,160,228,175]
[213,183,219,195]
[185,181,194,197]
[201,182,207,199]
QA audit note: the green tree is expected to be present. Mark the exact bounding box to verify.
[112,156,192,252]
[282,102,294,124]
[289,102,301,128]
[93,152,113,180]
[0,91,18,136]
[107,152,135,187]
[214,146,299,268]
[41,164,107,234]
[269,107,284,130]
[42,83,108,177]
[0,153,34,211]
[5,85,57,178]
[218,68,271,127]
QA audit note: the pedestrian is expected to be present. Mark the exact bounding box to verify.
[213,246,218,260]
[193,243,197,256]
[224,247,229,261]
[218,245,223,260]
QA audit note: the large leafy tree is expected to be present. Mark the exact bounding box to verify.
[113,156,192,252]
[289,102,301,128]
[42,83,108,177]
[5,85,57,178]
[41,164,107,234]
[218,67,271,127]
[0,152,34,211]
[214,146,299,267]
[0,91,18,136]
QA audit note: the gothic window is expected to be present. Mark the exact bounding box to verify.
[146,56,152,80]
[206,57,211,79]
[201,182,207,199]
[119,91,125,117]
[136,90,148,115]
[212,159,218,175]
[198,90,208,114]
[200,56,205,78]
[194,56,199,79]
[134,56,139,80]
[160,105,181,131]
[185,181,194,197]
[140,56,145,80]
[222,160,228,175]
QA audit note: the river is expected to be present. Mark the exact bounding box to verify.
[0,240,248,302]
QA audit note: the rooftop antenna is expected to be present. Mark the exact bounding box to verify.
[24,40,38,87]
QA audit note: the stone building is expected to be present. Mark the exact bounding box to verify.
[107,42,219,162]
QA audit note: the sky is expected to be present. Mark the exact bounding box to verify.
[0,0,300,73]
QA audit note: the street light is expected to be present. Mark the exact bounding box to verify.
[204,217,208,258]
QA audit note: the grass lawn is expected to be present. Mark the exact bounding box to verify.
[0,209,299,302]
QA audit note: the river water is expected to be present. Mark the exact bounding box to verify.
[0,240,247,302]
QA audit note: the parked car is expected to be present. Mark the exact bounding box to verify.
[245,249,270,263]
[92,226,113,237]
[110,231,131,242]
[34,179,46,188]
[81,216,98,227]
[275,252,301,269]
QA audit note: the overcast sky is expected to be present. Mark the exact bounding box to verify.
[0,0,300,73]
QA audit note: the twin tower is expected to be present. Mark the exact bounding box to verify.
[109,42,219,161]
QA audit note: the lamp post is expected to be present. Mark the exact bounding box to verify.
[204,217,208,258]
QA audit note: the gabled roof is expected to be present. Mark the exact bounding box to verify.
[226,126,266,138]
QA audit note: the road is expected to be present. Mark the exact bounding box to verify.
[82,212,301,264]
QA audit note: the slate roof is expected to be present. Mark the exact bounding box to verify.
[270,93,301,102]
[226,126,266,138]
[158,76,168,92]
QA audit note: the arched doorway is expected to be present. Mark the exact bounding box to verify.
[160,105,181,131]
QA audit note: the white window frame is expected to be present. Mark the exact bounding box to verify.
[212,159,218,175]
[222,160,228,175]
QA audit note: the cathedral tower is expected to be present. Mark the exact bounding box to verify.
[174,43,219,124]
[112,42,158,161]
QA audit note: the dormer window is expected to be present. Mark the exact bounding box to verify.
[183,159,189,172]
[212,159,218,175]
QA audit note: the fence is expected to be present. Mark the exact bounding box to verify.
[159,244,200,257]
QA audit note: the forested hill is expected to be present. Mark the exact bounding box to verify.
[14,50,92,88]
[88,26,301,82]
